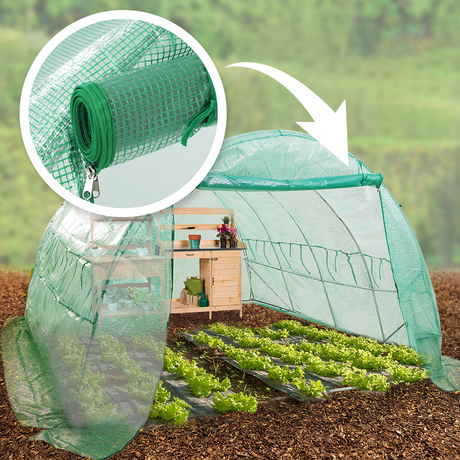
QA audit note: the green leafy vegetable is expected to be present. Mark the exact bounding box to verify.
[154,381,171,404]
[212,392,258,413]
[385,363,428,384]
[342,368,390,392]
[268,365,304,383]
[163,347,232,397]
[291,378,327,397]
[149,397,191,424]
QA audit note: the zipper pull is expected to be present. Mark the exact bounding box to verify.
[92,173,100,199]
[83,166,100,201]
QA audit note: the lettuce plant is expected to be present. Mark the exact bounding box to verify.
[164,347,232,397]
[149,397,191,424]
[341,368,390,392]
[268,365,304,383]
[291,378,327,397]
[212,392,257,413]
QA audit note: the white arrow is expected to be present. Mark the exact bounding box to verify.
[227,62,349,165]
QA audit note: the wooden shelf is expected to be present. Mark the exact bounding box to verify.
[84,254,165,263]
[170,299,242,320]
[98,303,164,319]
[163,207,233,216]
[170,299,210,314]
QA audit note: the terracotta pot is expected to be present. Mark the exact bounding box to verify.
[189,234,201,249]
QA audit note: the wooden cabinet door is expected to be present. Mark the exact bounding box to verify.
[210,256,241,307]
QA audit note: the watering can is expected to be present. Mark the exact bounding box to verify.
[199,292,208,307]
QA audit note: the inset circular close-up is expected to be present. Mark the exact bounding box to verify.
[20,10,226,216]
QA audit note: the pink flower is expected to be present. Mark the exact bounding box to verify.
[216,224,237,240]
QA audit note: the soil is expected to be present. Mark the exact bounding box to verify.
[1,269,460,459]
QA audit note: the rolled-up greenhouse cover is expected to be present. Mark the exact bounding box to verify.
[29,19,216,200]
[3,130,459,459]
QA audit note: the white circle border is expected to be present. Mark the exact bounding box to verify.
[20,10,227,217]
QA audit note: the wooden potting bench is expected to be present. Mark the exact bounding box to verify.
[156,207,246,319]
[84,215,167,329]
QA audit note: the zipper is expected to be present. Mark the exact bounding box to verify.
[83,166,100,201]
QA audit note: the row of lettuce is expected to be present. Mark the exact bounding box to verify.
[54,332,257,426]
[53,319,427,425]
[194,321,427,394]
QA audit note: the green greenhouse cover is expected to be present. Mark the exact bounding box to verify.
[198,172,383,191]
[2,130,459,459]
[29,19,216,200]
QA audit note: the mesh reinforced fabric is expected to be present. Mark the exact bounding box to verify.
[70,54,212,173]
[2,202,174,459]
[29,20,215,198]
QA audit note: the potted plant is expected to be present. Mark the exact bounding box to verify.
[123,288,135,308]
[91,244,103,258]
[125,232,155,257]
[142,292,157,311]
[228,226,238,248]
[216,216,229,248]
[136,291,157,311]
[106,286,123,312]
[216,216,238,248]
[126,287,141,308]
[126,287,157,311]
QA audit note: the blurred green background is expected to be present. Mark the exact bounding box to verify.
[1,0,459,269]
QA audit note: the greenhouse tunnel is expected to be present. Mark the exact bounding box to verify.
[2,130,460,460]
[177,129,460,393]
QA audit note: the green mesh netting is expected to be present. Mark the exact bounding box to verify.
[2,202,174,459]
[29,19,216,200]
[3,129,459,459]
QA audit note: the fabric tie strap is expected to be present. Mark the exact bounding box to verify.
[181,72,217,146]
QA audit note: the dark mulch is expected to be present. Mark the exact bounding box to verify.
[1,269,460,459]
